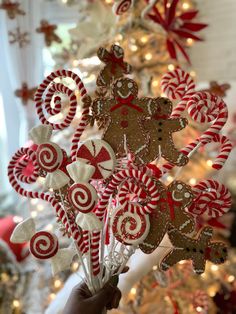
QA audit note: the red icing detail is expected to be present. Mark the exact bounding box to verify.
[120,120,128,128]
[146,164,162,179]
[110,95,143,112]
[159,192,181,221]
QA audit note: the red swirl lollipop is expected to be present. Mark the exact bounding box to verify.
[68,183,98,213]
[30,231,59,259]
[37,142,63,172]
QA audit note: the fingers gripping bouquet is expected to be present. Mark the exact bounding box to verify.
[9,45,232,307]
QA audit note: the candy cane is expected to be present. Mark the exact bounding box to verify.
[161,133,232,175]
[188,180,232,218]
[187,92,228,142]
[161,68,195,118]
[71,106,90,162]
[34,69,87,130]
[96,169,160,220]
[8,147,84,249]
[91,230,101,276]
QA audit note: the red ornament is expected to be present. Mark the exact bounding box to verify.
[36,20,62,47]
[15,82,37,105]
[0,216,29,262]
[0,0,25,19]
[146,0,208,63]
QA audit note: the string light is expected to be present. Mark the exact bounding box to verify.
[211,265,219,271]
[145,53,153,61]
[189,178,196,185]
[190,70,196,77]
[49,293,56,301]
[30,199,38,205]
[168,64,175,71]
[72,262,79,271]
[153,265,158,270]
[206,160,213,167]
[141,36,148,43]
[182,2,190,10]
[187,38,193,45]
[227,275,235,282]
[105,0,112,3]
[196,306,203,312]
[31,211,38,218]
[130,45,138,52]
[54,279,62,288]
[152,80,159,87]
[130,287,137,295]
[37,204,44,211]
[12,300,20,308]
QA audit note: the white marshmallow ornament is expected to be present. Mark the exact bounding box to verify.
[76,212,103,231]
[67,161,98,213]
[51,247,76,275]
[10,217,36,243]
[29,125,70,190]
[76,139,116,180]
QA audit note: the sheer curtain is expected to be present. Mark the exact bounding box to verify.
[0,0,44,199]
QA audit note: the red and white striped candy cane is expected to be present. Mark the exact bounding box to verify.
[192,290,209,314]
[161,68,195,118]
[71,106,90,162]
[161,133,232,175]
[187,92,228,142]
[14,154,39,184]
[34,69,87,130]
[91,230,101,276]
[8,147,84,249]
[188,180,231,218]
[96,169,160,220]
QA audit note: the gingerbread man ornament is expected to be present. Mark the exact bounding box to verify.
[140,180,195,254]
[36,20,62,47]
[160,226,227,275]
[142,97,189,166]
[92,77,154,163]
[97,45,132,89]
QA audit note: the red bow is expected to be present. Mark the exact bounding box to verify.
[159,191,181,220]
[110,95,143,113]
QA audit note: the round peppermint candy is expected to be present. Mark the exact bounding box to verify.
[68,183,98,213]
[30,231,59,260]
[37,142,63,172]
[76,139,116,180]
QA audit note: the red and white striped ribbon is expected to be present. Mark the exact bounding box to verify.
[187,92,228,142]
[189,180,232,218]
[71,106,90,162]
[161,68,195,118]
[34,69,87,130]
[91,230,101,276]
[8,147,84,250]
[161,133,232,174]
[96,169,160,220]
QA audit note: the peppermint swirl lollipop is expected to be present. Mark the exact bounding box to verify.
[111,207,150,245]
[34,69,88,130]
[30,231,59,259]
[189,180,232,218]
[68,183,98,213]
[37,142,63,172]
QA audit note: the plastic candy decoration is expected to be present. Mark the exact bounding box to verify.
[67,161,98,213]
[8,45,232,301]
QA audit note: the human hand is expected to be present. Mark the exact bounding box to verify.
[63,281,121,314]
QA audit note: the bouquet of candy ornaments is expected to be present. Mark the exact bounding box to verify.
[9,44,232,309]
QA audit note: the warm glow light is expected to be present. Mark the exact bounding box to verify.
[167,176,173,182]
[37,204,44,211]
[161,93,166,97]
[105,0,112,3]
[168,64,175,71]
[208,287,217,297]
[182,2,190,9]
[190,70,196,77]
[179,261,185,265]
[73,60,79,67]
[31,199,38,205]
[130,45,138,52]
[207,160,213,167]
[54,279,62,288]
[153,265,158,270]
[130,287,137,295]
[72,262,79,271]
[46,224,53,231]
[189,178,196,185]
[50,293,56,300]
[196,306,203,312]
[187,38,193,45]
[211,265,219,271]
[141,36,148,43]
[13,300,20,308]
[145,53,153,61]
[152,80,159,87]
[31,211,37,218]
[228,275,235,282]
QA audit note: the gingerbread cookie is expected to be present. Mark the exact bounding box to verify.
[92,78,154,163]
[160,226,227,275]
[36,20,62,47]
[140,180,194,254]
[97,45,132,89]
[142,97,189,166]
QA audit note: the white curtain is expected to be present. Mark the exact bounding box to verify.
[0,0,44,197]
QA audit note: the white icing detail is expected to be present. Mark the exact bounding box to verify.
[147,99,152,115]
[172,190,183,201]
[142,242,155,248]
[135,143,147,154]
[177,154,184,163]
[179,220,191,231]
[117,90,131,99]
[117,81,122,88]
[195,269,204,274]
[180,119,185,128]
[184,192,191,198]
[128,82,133,88]
[177,184,183,190]
[203,231,212,237]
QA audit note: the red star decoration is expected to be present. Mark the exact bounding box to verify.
[15,82,37,106]
[36,20,62,47]
[0,0,25,19]
[146,0,208,63]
